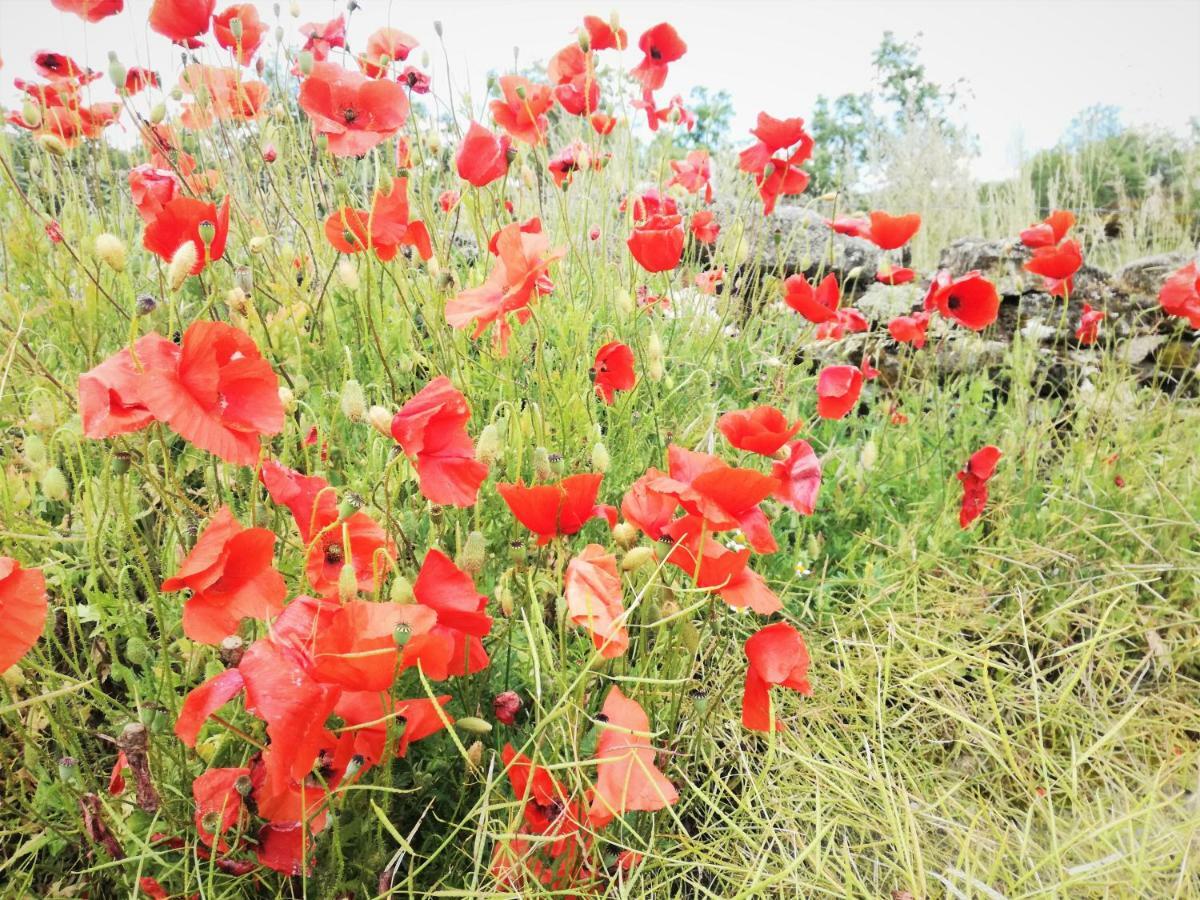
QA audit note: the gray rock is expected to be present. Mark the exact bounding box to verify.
[725,204,881,288]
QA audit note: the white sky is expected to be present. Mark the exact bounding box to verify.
[1,0,1197,180]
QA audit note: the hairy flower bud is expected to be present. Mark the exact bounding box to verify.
[167,241,197,289]
[646,331,665,381]
[277,385,295,412]
[336,258,360,290]
[459,530,486,576]
[107,54,127,91]
[390,574,414,605]
[337,561,358,602]
[298,51,315,75]
[532,446,552,482]
[590,441,610,473]
[41,466,69,502]
[38,133,69,156]
[612,521,638,549]
[94,233,127,272]
[455,716,492,735]
[476,421,503,465]
[149,101,167,124]
[621,546,655,572]
[340,379,366,422]
[367,405,392,436]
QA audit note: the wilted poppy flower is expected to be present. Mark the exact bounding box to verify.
[192,767,250,850]
[456,120,512,187]
[498,473,615,545]
[630,23,686,92]
[1025,239,1082,297]
[772,439,821,515]
[398,548,492,679]
[588,686,678,827]
[493,691,521,725]
[51,0,124,22]
[0,558,47,673]
[928,270,1000,331]
[445,222,564,354]
[742,622,812,732]
[650,445,779,552]
[299,62,409,157]
[137,321,282,466]
[1020,209,1075,248]
[123,67,159,94]
[357,27,418,78]
[718,406,802,456]
[1076,304,1106,345]
[876,265,916,286]
[593,341,636,404]
[816,362,872,420]
[299,15,346,61]
[582,14,627,51]
[213,4,266,66]
[490,75,554,145]
[865,211,921,250]
[324,177,432,262]
[620,469,678,540]
[783,273,840,323]
[628,213,684,272]
[738,112,814,214]
[143,195,230,275]
[668,149,713,200]
[260,461,395,596]
[565,544,628,658]
[689,210,719,244]
[128,164,178,222]
[161,506,286,643]
[77,333,167,438]
[33,50,91,81]
[888,310,931,349]
[548,44,598,116]
[957,445,1001,528]
[1158,260,1200,328]
[149,0,215,48]
[390,376,488,507]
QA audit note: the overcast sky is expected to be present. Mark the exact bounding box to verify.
[1,0,1197,180]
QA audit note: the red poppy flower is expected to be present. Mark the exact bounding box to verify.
[1025,239,1082,296]
[1158,260,1200,328]
[390,376,488,507]
[175,667,245,747]
[399,548,492,679]
[143,195,230,274]
[497,473,615,546]
[299,15,346,60]
[357,27,419,78]
[630,23,686,92]
[582,15,627,51]
[667,149,712,199]
[445,222,564,354]
[689,210,719,244]
[548,44,598,117]
[260,461,395,596]
[816,364,866,420]
[124,67,159,94]
[149,0,215,48]
[634,91,695,132]
[0,558,47,673]
[742,622,812,732]
[772,439,821,515]
[928,270,1000,331]
[876,266,916,286]
[33,51,91,81]
[565,544,628,658]
[957,445,1001,528]
[783,273,840,323]
[490,74,554,145]
[77,333,167,439]
[1020,209,1075,247]
[695,268,725,295]
[51,0,124,22]
[456,120,512,188]
[593,341,636,404]
[826,215,870,238]
[627,213,684,272]
[865,211,921,250]
[590,112,616,135]
[547,140,604,187]
[738,112,814,214]
[332,691,451,765]
[137,321,282,467]
[299,61,409,157]
[888,310,931,349]
[1076,304,1106,345]
[193,767,250,850]
[664,522,781,613]
[399,65,431,93]
[587,686,677,827]
[213,4,267,66]
[310,598,434,690]
[437,189,459,212]
[814,307,869,341]
[324,177,432,262]
[128,164,178,222]
[718,406,802,456]
[620,469,678,540]
[622,188,678,222]
[649,445,779,553]
[161,506,286,644]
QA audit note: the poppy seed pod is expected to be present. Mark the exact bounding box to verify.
[340,379,366,422]
[167,242,198,289]
[621,546,655,572]
[94,234,127,272]
[41,466,68,502]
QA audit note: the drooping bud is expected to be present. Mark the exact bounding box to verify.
[340,379,366,422]
[459,530,486,576]
[612,522,638,549]
[94,233,127,272]
[367,405,392,436]
[433,20,443,37]
[21,100,42,129]
[615,290,635,317]
[277,385,296,412]
[167,241,197,289]
[248,235,268,254]
[389,573,414,605]
[646,330,665,381]
[495,578,514,616]
[336,258,360,290]
[590,441,610,473]
[107,53,127,91]
[38,134,69,156]
[532,446,552,482]
[476,421,503,465]
[41,466,68,502]
[621,546,655,572]
[149,101,167,124]
[337,560,358,602]
[298,51,314,75]
[226,286,249,316]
